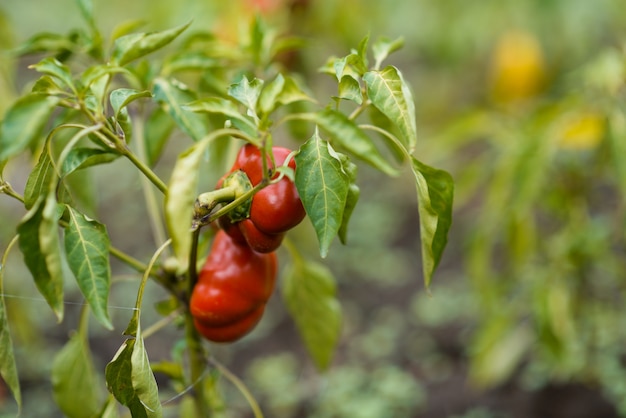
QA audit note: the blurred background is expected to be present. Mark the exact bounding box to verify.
[1,0,626,417]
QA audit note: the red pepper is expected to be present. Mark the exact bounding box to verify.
[216,144,306,251]
[190,229,277,342]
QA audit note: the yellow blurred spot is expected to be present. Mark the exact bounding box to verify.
[558,112,605,150]
[489,29,546,103]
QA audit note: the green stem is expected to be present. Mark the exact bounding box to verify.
[188,228,202,291]
[120,147,168,194]
[185,312,211,417]
[359,123,412,160]
[0,182,25,203]
[205,181,267,225]
[348,99,371,121]
[209,357,264,418]
[108,246,150,274]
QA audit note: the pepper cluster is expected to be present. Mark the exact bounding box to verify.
[190,144,306,342]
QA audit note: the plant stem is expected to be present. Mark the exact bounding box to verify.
[185,313,211,417]
[120,146,168,194]
[210,357,264,418]
[0,182,25,203]
[108,246,150,273]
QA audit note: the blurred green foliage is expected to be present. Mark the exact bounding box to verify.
[2,0,626,416]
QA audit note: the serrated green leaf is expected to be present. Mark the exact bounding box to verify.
[17,196,65,320]
[0,94,59,162]
[110,88,152,119]
[228,75,263,121]
[61,147,119,177]
[315,108,398,176]
[52,331,101,418]
[184,97,256,132]
[105,322,162,417]
[282,260,341,370]
[0,239,21,411]
[111,21,190,66]
[411,157,454,289]
[372,36,404,70]
[144,107,175,166]
[364,66,417,153]
[30,57,76,93]
[64,207,113,329]
[294,130,349,257]
[153,77,208,141]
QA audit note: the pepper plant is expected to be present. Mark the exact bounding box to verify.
[0,0,453,416]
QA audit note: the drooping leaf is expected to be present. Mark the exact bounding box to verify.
[110,88,152,119]
[0,238,21,411]
[315,108,398,176]
[372,36,405,70]
[363,66,417,153]
[294,130,350,257]
[52,331,101,418]
[12,32,75,56]
[184,97,257,132]
[105,321,162,417]
[411,157,454,289]
[64,207,113,329]
[111,21,190,66]
[165,138,211,272]
[282,259,341,370]
[60,147,119,177]
[0,94,59,162]
[337,156,359,245]
[228,75,263,122]
[29,57,76,93]
[17,196,65,320]
[153,77,208,141]
[80,64,131,93]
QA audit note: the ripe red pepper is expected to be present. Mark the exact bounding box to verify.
[216,144,306,251]
[190,229,277,342]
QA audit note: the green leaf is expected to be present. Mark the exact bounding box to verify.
[17,196,65,320]
[337,156,359,245]
[111,21,190,66]
[60,147,119,177]
[228,75,263,122]
[184,97,256,132]
[336,75,362,104]
[372,36,404,70]
[144,107,175,166]
[13,32,75,56]
[64,207,113,329]
[363,66,417,153]
[0,240,21,411]
[0,94,59,162]
[282,260,341,370]
[165,138,211,271]
[294,130,349,257]
[258,73,314,116]
[110,88,152,119]
[80,64,131,92]
[153,77,208,141]
[30,57,76,93]
[105,322,162,417]
[162,51,220,74]
[24,149,56,210]
[52,331,101,418]
[315,108,398,176]
[411,157,454,289]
